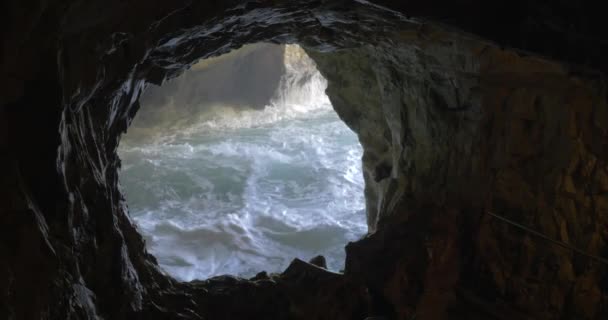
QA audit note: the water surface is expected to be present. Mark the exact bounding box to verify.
[119,46,366,281]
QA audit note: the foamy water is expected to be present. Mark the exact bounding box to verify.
[118,45,366,281]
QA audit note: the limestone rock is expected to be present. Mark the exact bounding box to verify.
[1,0,608,319]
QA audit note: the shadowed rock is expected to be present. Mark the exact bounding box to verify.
[1,0,608,319]
[308,255,328,269]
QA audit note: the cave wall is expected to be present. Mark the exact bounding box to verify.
[308,25,608,319]
[1,0,607,319]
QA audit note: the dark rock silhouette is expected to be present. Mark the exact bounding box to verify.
[1,0,607,319]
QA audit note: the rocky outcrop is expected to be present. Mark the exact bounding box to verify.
[309,29,608,319]
[1,0,607,319]
[135,43,285,128]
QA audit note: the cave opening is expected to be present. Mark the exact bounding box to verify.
[118,43,367,281]
[4,0,608,318]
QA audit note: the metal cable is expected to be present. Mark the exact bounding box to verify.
[485,211,608,266]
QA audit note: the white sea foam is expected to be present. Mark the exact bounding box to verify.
[119,45,366,281]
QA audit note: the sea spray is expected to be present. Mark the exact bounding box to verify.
[119,44,366,281]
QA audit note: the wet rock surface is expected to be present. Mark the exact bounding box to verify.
[1,0,608,319]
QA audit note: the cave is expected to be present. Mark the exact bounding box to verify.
[2,1,608,320]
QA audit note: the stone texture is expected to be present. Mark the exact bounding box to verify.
[314,32,608,318]
[1,0,608,319]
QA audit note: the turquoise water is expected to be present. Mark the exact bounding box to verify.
[119,102,366,281]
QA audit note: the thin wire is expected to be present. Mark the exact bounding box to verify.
[485,211,608,266]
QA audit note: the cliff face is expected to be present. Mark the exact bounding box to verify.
[135,43,285,126]
[1,1,607,320]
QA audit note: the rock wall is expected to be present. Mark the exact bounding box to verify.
[308,25,608,319]
[134,43,285,129]
[1,1,607,319]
